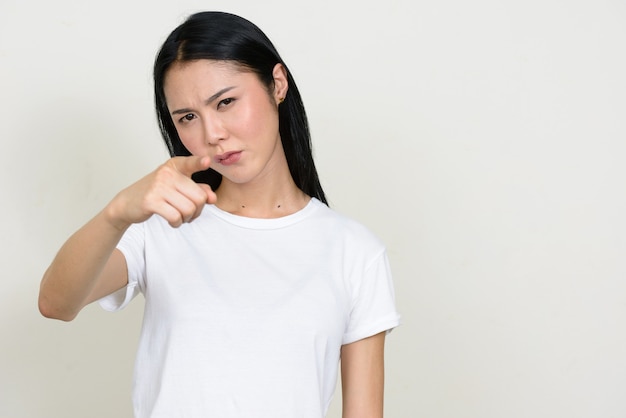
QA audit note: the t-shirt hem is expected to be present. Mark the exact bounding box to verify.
[98,282,138,312]
[342,313,401,345]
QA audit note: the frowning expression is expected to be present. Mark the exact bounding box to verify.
[164,59,288,186]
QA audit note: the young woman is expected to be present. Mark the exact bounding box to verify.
[39,11,400,418]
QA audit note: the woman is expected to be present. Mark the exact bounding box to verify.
[39,11,400,418]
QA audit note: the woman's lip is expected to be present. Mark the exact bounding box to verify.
[215,151,242,165]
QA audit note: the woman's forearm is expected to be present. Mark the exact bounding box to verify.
[38,206,129,321]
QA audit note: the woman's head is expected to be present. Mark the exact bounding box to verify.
[154,11,326,204]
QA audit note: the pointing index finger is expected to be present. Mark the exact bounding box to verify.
[172,155,212,178]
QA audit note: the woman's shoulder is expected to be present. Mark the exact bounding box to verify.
[310,200,385,249]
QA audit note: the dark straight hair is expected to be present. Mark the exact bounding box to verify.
[153,11,327,205]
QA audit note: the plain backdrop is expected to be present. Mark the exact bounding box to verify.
[1,0,626,417]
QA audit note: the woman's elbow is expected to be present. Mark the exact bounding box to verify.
[38,290,78,322]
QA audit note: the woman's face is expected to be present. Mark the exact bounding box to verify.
[163,59,288,186]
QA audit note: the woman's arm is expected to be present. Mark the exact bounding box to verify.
[38,210,130,321]
[38,156,216,321]
[340,331,386,418]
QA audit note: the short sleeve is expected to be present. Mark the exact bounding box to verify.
[98,222,146,312]
[342,250,401,345]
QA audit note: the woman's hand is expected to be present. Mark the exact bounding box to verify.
[39,155,217,321]
[106,155,217,229]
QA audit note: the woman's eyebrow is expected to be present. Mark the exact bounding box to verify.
[171,86,237,115]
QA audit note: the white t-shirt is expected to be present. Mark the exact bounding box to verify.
[100,198,400,418]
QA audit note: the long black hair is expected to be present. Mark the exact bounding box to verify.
[154,11,327,205]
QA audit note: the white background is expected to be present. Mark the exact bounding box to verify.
[1,0,626,417]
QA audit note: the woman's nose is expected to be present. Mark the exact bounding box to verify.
[203,117,227,145]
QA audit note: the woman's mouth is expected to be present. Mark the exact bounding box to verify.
[215,151,242,166]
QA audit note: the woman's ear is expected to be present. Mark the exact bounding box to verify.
[272,63,289,104]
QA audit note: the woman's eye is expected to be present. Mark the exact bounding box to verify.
[180,113,195,123]
[218,98,234,108]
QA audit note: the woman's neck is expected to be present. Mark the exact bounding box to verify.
[215,176,310,219]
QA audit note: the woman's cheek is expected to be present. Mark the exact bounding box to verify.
[179,129,202,154]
